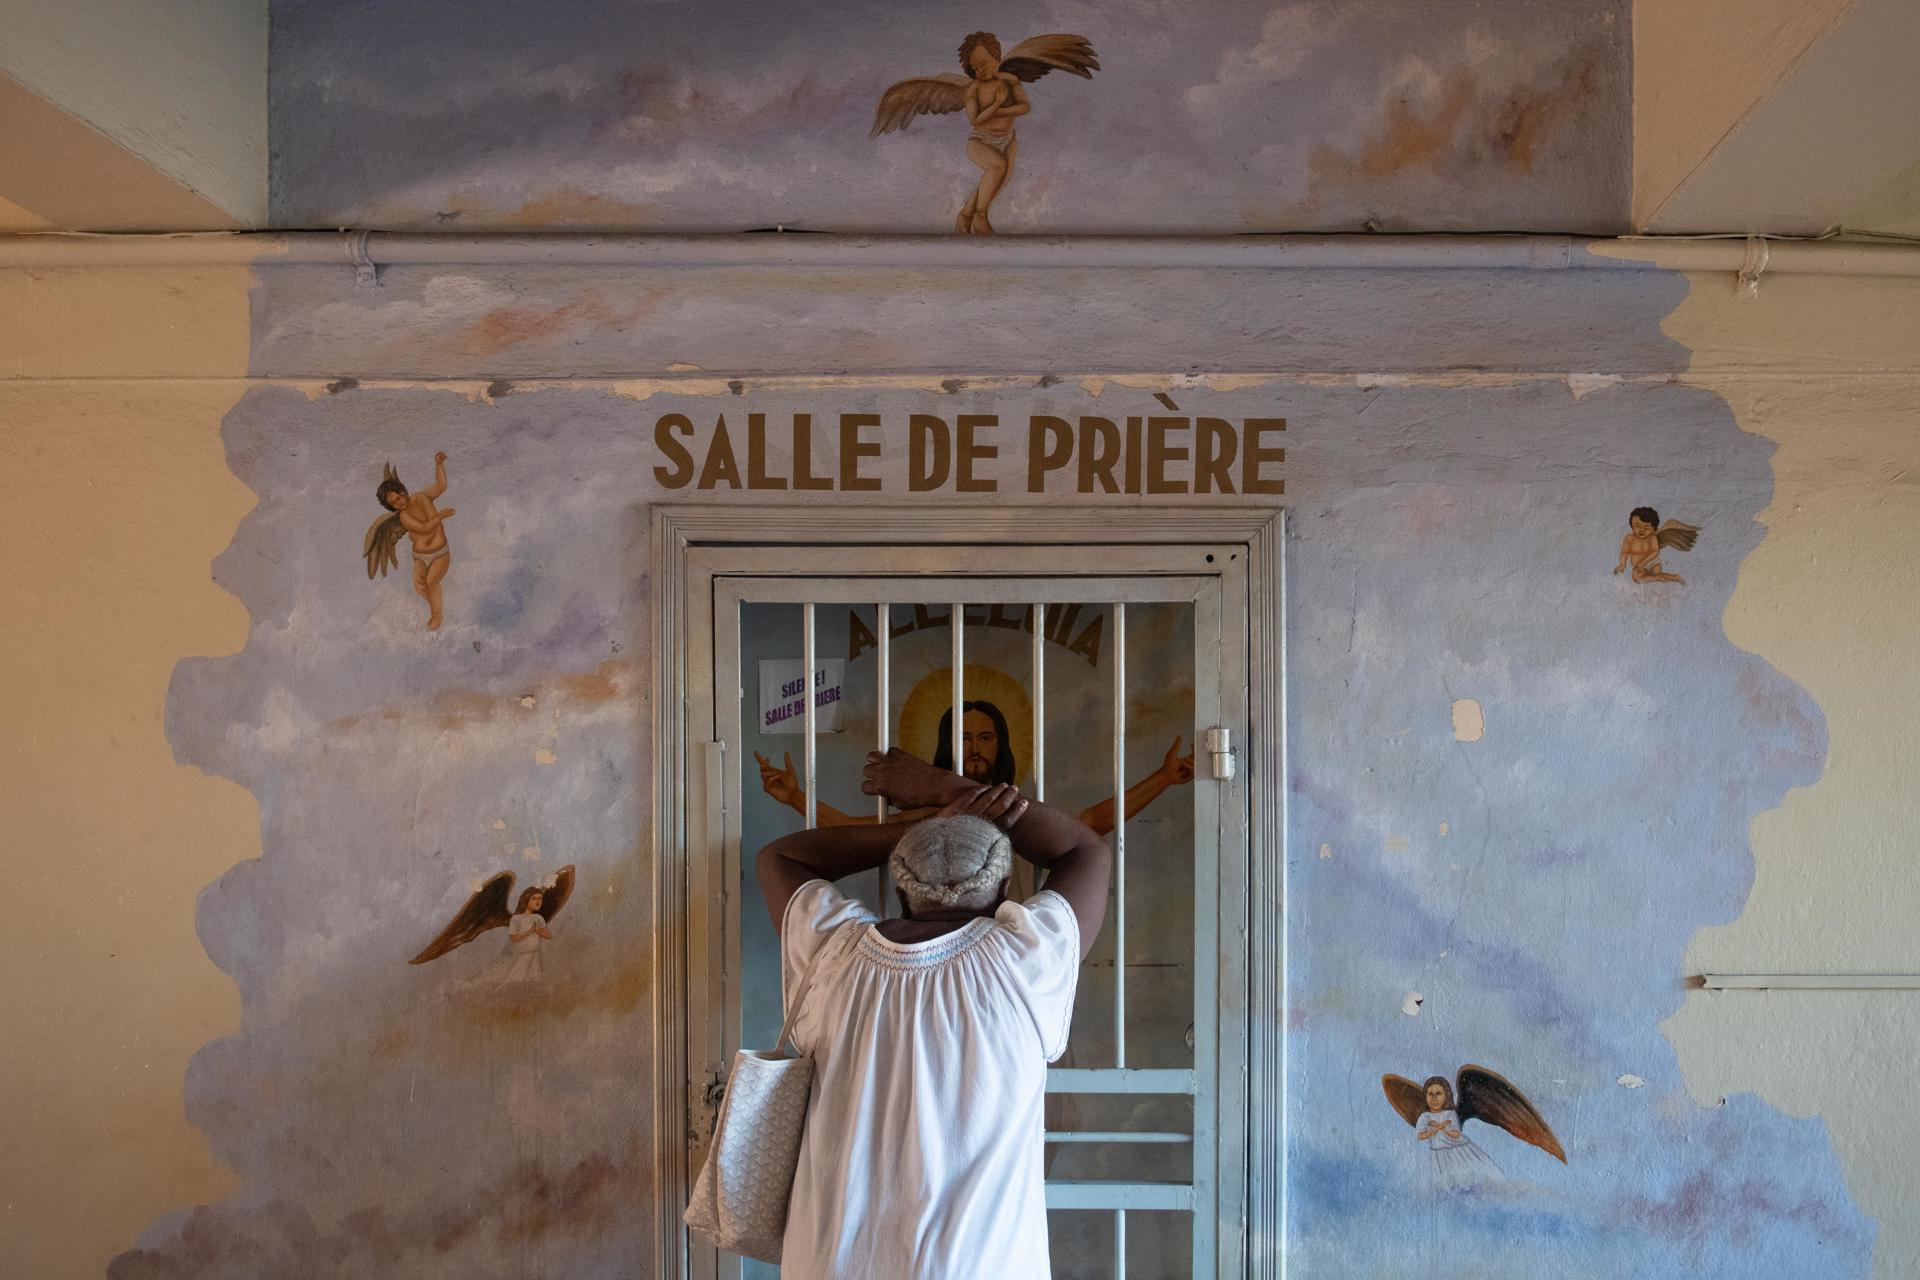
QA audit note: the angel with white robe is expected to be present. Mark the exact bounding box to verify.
[871,32,1099,234]
[409,865,575,993]
[1382,1066,1566,1193]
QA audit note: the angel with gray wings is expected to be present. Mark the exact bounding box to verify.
[410,865,575,990]
[1382,1066,1565,1192]
[362,452,454,631]
[871,32,1099,234]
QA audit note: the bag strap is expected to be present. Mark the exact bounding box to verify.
[774,941,823,1057]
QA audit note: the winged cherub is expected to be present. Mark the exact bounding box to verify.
[363,452,455,630]
[871,32,1099,235]
[1381,1065,1566,1192]
[1613,506,1701,585]
[410,865,576,990]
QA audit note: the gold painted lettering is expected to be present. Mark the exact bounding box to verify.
[839,414,882,492]
[653,413,695,488]
[955,415,998,493]
[698,417,742,489]
[1027,416,1073,493]
[1077,417,1120,494]
[910,414,951,492]
[792,413,831,491]
[1196,418,1236,494]
[1146,416,1190,495]
[746,413,786,490]
[848,611,878,661]
[1243,418,1286,495]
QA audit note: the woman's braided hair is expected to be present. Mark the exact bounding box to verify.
[890,815,1013,909]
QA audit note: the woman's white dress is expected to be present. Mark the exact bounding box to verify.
[1418,1109,1502,1191]
[777,878,1081,1279]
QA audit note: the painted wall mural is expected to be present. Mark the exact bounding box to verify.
[1380,1065,1566,1194]
[110,260,1877,1277]
[870,32,1101,234]
[269,0,1630,233]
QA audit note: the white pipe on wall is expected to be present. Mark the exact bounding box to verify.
[1,231,1917,276]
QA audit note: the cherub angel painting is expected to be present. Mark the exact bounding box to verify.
[1382,1065,1566,1192]
[363,451,455,630]
[1613,505,1700,585]
[410,865,576,991]
[871,33,1100,234]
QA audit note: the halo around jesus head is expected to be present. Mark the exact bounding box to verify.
[898,664,1035,789]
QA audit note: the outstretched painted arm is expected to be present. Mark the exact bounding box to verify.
[1077,736,1197,836]
[420,451,449,499]
[755,749,935,826]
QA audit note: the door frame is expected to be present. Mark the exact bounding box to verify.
[647,504,1287,1279]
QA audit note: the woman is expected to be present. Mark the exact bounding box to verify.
[754,748,1110,1278]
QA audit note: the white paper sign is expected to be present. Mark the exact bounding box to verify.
[758,659,846,734]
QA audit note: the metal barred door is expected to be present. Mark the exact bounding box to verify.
[685,545,1249,1280]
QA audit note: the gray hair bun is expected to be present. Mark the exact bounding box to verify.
[890,815,1014,907]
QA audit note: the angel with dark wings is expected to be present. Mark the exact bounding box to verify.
[363,451,455,630]
[1382,1066,1565,1191]
[1614,505,1701,585]
[870,32,1099,235]
[410,865,575,989]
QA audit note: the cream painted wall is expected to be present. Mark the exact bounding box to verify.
[1652,269,1920,1278]
[1638,0,1920,234]
[0,269,256,1277]
[1631,0,1854,231]
[0,0,266,223]
[0,193,56,232]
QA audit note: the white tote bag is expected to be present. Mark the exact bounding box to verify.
[684,960,817,1263]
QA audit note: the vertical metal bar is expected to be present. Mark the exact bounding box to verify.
[1031,604,1046,803]
[950,602,965,778]
[876,603,890,914]
[1112,602,1127,1069]
[802,603,817,830]
[1115,1209,1127,1280]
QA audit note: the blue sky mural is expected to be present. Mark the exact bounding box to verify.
[117,297,1872,1272]
[269,0,1630,233]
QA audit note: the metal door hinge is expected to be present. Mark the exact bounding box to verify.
[1204,726,1237,780]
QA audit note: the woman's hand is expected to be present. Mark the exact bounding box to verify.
[940,782,1029,830]
[862,747,969,809]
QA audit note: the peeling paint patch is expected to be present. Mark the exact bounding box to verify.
[522,845,541,861]
[491,819,506,830]
[1402,992,1424,1016]
[1618,1074,1647,1090]
[1319,842,1334,860]
[1451,698,1485,742]
[533,748,557,765]
[519,695,537,709]
[1438,821,1450,836]
[1384,834,1410,853]
[1566,372,1623,399]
